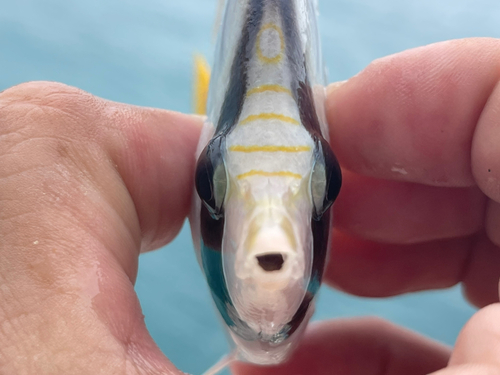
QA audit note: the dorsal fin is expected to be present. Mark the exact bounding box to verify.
[193,54,211,115]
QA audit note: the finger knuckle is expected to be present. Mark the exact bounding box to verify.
[1,81,86,105]
[0,82,105,160]
[0,82,107,203]
[0,81,101,137]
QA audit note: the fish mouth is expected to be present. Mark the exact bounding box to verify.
[235,222,304,291]
[256,253,284,272]
[221,202,313,339]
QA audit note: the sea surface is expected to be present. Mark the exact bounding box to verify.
[1,1,499,374]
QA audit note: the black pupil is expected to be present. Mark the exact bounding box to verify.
[195,160,214,204]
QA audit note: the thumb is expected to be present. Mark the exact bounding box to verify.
[0,82,201,374]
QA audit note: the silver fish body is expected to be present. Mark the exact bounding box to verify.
[189,0,341,364]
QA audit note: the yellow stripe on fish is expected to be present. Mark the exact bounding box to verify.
[229,145,311,153]
[236,170,303,180]
[239,113,300,125]
[256,23,285,64]
[246,84,292,97]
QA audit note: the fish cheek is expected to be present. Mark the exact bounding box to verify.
[200,204,224,252]
[200,205,257,340]
[199,205,234,327]
[310,208,331,295]
[281,209,331,338]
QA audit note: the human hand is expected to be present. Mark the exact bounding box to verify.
[0,82,202,374]
[2,37,500,375]
[234,38,500,375]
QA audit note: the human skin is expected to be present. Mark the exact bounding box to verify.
[1,38,500,374]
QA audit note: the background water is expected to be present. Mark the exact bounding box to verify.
[1,1,499,374]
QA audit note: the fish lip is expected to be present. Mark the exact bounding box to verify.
[233,211,304,287]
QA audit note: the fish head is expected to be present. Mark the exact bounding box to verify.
[195,135,341,363]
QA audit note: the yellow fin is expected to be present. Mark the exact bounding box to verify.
[193,54,211,115]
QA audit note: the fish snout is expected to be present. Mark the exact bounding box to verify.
[223,204,313,343]
[237,225,303,290]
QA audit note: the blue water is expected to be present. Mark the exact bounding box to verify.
[1,0,499,374]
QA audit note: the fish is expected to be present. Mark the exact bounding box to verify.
[189,0,342,370]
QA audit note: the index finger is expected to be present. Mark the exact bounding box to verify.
[326,38,500,188]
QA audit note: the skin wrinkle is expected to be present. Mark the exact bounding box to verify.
[109,106,201,252]
[1,135,78,158]
[0,125,26,153]
[118,114,163,249]
[0,82,177,374]
[7,230,97,295]
[3,174,72,225]
[54,155,142,278]
[0,282,107,372]
[1,245,143,374]
[8,159,134,269]
[7,101,139,280]
[0,83,102,127]
[2,103,83,141]
[57,192,139,282]
[1,315,33,371]
[367,50,464,171]
[37,302,128,374]
[1,139,96,190]
[0,164,42,181]
[1,89,188,257]
[1,98,104,165]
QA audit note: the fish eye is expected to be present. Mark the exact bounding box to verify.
[310,137,342,220]
[195,136,228,219]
